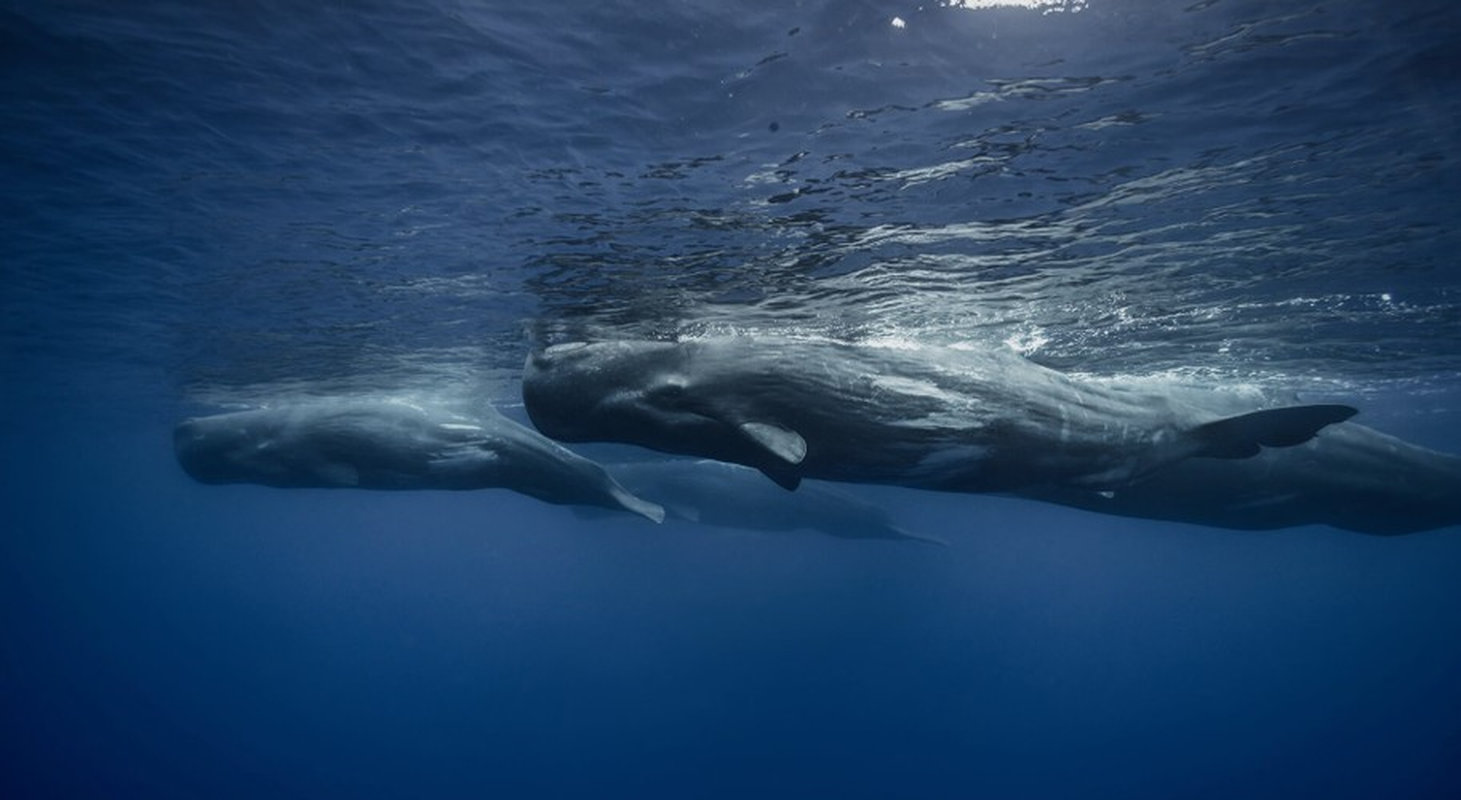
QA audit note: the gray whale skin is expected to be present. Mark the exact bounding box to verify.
[174,400,665,522]
[523,337,1356,494]
[1021,404,1461,535]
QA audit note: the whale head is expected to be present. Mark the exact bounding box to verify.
[173,410,295,485]
[523,340,807,488]
[523,340,702,443]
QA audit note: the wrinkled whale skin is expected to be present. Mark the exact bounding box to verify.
[523,337,1355,493]
[1021,414,1461,535]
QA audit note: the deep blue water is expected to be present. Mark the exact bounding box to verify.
[4,1,1461,797]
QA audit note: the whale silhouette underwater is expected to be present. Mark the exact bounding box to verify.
[174,400,665,522]
[524,337,1357,493]
[173,338,1461,537]
[174,400,938,542]
[520,336,1460,535]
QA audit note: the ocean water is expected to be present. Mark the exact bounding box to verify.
[4,0,1461,797]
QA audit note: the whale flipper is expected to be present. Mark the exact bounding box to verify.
[609,485,666,523]
[1193,404,1358,459]
[738,421,807,464]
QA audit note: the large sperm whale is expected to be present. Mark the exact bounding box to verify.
[522,337,1356,493]
[174,399,665,522]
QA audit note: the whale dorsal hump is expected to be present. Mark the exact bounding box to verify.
[1193,404,1358,459]
[738,421,808,465]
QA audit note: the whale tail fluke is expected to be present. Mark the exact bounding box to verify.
[1194,404,1358,459]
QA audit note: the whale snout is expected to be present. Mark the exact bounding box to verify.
[173,417,252,484]
[172,418,209,454]
[174,419,219,482]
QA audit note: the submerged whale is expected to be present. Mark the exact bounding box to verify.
[523,337,1356,493]
[174,400,665,522]
[607,460,942,545]
[1019,413,1461,535]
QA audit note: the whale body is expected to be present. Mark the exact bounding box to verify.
[174,400,665,522]
[523,337,1356,493]
[608,460,942,545]
[1019,415,1461,535]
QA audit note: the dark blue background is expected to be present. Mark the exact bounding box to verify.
[5,408,1461,798]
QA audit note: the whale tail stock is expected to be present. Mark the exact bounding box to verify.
[1193,404,1358,459]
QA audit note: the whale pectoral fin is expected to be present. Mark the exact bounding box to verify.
[1193,404,1357,459]
[736,421,807,491]
[738,421,807,464]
